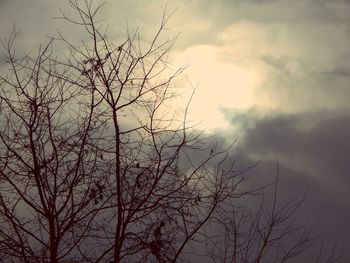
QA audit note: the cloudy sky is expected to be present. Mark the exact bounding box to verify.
[1,0,350,261]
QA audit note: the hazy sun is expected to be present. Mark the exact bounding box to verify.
[172,45,262,131]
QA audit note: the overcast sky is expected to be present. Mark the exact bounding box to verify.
[1,0,350,261]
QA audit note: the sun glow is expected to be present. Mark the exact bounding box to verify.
[172,45,263,131]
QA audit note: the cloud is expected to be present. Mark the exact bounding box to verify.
[221,109,350,260]
[1,0,350,260]
[168,0,350,119]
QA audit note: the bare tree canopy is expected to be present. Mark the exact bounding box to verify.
[0,1,342,262]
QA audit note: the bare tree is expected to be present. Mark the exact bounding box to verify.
[49,2,247,262]
[0,1,341,263]
[0,23,112,261]
[0,1,242,262]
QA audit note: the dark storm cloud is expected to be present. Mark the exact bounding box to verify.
[234,111,350,194]
[223,110,350,260]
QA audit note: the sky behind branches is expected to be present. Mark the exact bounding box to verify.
[1,0,350,261]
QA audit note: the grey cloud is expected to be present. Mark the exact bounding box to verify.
[323,53,350,77]
[238,111,350,184]
[260,55,290,70]
[255,61,350,113]
[225,0,349,24]
[326,67,350,77]
[222,110,350,261]
[246,159,350,262]
[177,0,350,115]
